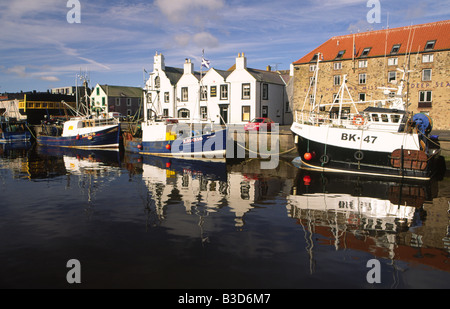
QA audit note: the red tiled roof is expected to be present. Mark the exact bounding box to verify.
[293,20,450,64]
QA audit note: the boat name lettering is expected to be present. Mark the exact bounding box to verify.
[341,133,377,144]
[183,136,203,144]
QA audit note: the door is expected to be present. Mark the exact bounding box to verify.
[219,105,228,125]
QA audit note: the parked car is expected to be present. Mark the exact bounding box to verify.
[244,118,274,131]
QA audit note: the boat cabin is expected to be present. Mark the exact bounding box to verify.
[362,107,408,132]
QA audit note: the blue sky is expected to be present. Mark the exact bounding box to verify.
[0,0,448,93]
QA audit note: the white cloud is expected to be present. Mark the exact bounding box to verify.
[155,0,225,23]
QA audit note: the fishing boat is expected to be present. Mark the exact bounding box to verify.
[37,116,120,149]
[37,75,120,150]
[0,116,31,143]
[290,53,443,181]
[123,58,227,160]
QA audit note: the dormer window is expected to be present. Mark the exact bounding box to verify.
[311,54,318,62]
[391,44,401,54]
[425,40,436,50]
[336,50,345,59]
[360,47,371,57]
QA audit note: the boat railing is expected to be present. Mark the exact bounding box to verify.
[294,110,370,128]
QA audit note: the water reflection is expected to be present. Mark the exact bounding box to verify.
[287,170,449,275]
[0,143,448,288]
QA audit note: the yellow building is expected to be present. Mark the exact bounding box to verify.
[292,20,450,130]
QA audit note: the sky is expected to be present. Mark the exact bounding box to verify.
[0,0,449,93]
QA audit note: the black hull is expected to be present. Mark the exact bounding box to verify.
[292,132,442,181]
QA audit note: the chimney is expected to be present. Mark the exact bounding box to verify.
[154,52,165,71]
[236,52,247,70]
[184,58,193,75]
[266,65,271,72]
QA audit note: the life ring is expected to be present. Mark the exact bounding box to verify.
[354,150,364,161]
[352,115,366,126]
[320,154,329,165]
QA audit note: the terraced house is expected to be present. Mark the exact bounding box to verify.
[292,20,450,130]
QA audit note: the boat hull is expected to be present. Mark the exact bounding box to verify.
[123,129,227,161]
[290,123,441,180]
[37,126,120,149]
[0,131,32,143]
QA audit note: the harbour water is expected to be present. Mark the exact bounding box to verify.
[0,143,449,289]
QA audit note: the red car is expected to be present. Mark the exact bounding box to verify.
[244,118,274,131]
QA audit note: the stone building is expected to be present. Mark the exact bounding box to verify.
[292,20,450,130]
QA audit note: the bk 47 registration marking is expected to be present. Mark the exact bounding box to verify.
[341,133,378,144]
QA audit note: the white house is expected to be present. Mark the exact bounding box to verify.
[144,52,292,125]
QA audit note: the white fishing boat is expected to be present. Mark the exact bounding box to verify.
[290,53,443,181]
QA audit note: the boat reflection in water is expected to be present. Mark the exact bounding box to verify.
[286,168,448,276]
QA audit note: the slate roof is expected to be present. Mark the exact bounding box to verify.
[294,20,450,64]
[99,85,143,98]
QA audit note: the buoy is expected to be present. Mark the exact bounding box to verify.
[304,152,312,161]
[76,134,80,140]
[166,162,171,168]
[137,144,142,150]
[303,175,311,185]
[166,144,171,150]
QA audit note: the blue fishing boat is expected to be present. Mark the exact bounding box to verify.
[37,116,120,149]
[123,118,227,160]
[0,116,31,143]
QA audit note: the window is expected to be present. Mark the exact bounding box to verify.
[220,85,228,100]
[262,83,269,100]
[359,73,366,84]
[309,94,315,105]
[210,86,217,97]
[200,106,208,119]
[309,64,316,72]
[391,44,401,54]
[200,86,207,101]
[242,83,251,100]
[262,106,268,118]
[371,114,379,122]
[242,106,251,122]
[388,71,396,83]
[422,54,434,63]
[388,57,398,66]
[163,109,169,117]
[309,77,316,86]
[178,108,190,118]
[425,40,436,50]
[333,94,340,103]
[390,114,401,123]
[381,114,389,122]
[96,87,100,95]
[358,60,368,68]
[181,87,188,102]
[334,62,342,70]
[115,98,120,106]
[359,93,366,102]
[334,75,341,86]
[360,47,371,57]
[422,69,432,81]
[127,98,132,106]
[127,109,132,116]
[336,50,345,59]
[419,91,432,107]
[102,97,106,106]
[164,92,169,103]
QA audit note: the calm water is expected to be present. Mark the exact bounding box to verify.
[0,143,449,289]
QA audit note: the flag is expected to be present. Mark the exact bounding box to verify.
[201,49,210,69]
[202,57,210,69]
